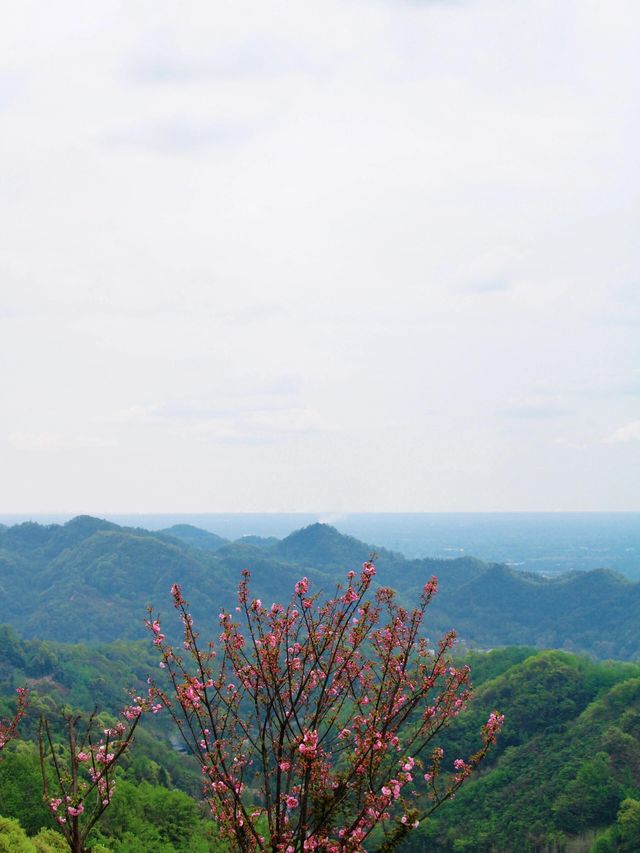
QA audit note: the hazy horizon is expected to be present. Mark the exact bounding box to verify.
[2,510,639,579]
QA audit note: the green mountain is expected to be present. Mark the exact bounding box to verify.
[402,650,640,851]
[1,517,640,659]
[157,524,229,552]
[438,563,640,659]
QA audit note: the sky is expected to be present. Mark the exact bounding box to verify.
[0,0,639,513]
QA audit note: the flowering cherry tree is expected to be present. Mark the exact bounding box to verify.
[148,563,503,852]
[38,700,151,853]
[0,686,28,755]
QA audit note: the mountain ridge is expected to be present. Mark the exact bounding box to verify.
[1,516,639,658]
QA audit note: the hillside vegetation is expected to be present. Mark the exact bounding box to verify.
[1,637,640,850]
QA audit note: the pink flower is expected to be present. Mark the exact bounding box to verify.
[423,576,438,597]
[147,563,501,848]
[299,729,319,760]
[362,562,376,578]
[486,711,505,732]
[48,798,63,813]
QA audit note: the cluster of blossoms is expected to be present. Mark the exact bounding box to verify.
[0,686,28,754]
[39,698,152,853]
[147,563,503,852]
[48,796,86,821]
[0,687,29,754]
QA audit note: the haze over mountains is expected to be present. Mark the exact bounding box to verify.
[4,512,639,577]
[1,516,639,659]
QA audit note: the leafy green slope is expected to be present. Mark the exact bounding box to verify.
[0,631,221,850]
[401,652,640,851]
[2,638,640,851]
[441,564,640,658]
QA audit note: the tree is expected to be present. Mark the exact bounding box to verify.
[552,753,622,834]
[148,563,503,852]
[617,798,640,851]
[0,686,28,756]
[38,702,152,853]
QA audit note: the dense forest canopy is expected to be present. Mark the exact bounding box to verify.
[1,634,640,850]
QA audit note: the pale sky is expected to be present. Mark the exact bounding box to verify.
[1,0,639,512]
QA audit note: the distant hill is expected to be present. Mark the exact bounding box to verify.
[235,534,279,548]
[438,563,640,659]
[1,517,640,658]
[271,522,402,568]
[158,523,229,552]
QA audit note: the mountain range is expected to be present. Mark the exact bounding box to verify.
[1,515,639,658]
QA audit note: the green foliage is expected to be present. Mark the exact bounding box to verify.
[0,755,217,852]
[6,634,637,851]
[590,836,616,853]
[90,779,217,852]
[0,636,218,851]
[618,797,640,850]
[32,829,68,852]
[455,646,539,686]
[552,753,622,833]
[0,815,36,853]
[399,652,640,852]
[0,743,53,833]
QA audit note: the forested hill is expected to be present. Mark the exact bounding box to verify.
[2,637,640,851]
[1,516,639,658]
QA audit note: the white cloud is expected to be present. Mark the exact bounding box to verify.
[107,395,337,444]
[502,396,571,420]
[8,432,118,452]
[604,421,640,444]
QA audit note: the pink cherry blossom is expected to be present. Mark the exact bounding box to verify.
[146,565,503,852]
